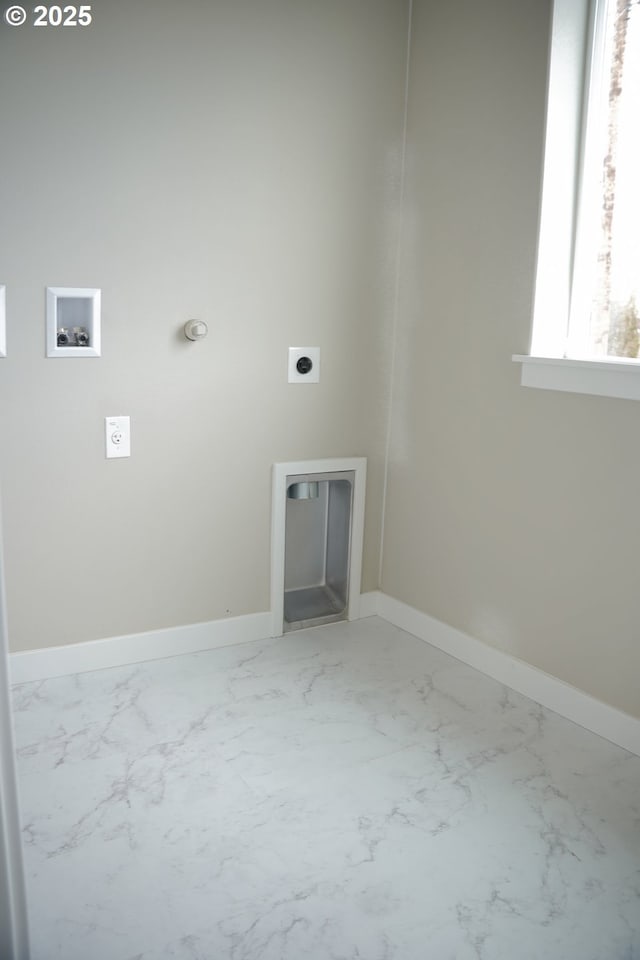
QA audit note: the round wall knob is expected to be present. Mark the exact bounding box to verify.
[184,319,208,341]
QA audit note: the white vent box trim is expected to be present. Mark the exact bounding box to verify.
[270,457,366,636]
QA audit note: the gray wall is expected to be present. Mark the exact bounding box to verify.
[0,0,408,650]
[2,0,638,723]
[382,0,640,719]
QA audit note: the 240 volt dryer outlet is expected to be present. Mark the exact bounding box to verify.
[288,347,320,383]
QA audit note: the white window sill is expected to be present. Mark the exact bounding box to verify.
[513,355,640,402]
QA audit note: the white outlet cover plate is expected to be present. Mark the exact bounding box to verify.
[288,346,320,383]
[105,416,130,459]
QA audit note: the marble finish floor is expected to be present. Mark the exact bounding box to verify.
[11,616,640,960]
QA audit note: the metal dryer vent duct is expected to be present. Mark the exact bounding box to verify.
[287,481,320,500]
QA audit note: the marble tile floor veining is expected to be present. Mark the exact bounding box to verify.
[11,616,640,960]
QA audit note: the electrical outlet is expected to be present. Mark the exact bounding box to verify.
[288,346,320,383]
[105,416,130,459]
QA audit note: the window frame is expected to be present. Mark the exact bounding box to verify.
[514,0,640,401]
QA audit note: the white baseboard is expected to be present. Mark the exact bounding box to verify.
[9,612,273,685]
[357,590,380,619]
[11,590,638,758]
[373,592,640,758]
[9,594,381,686]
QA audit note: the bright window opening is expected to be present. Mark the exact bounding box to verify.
[515,0,640,401]
[571,0,640,359]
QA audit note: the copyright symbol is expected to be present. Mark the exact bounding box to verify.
[4,5,27,24]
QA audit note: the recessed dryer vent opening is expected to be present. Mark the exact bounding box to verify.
[271,458,366,637]
[284,474,353,631]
